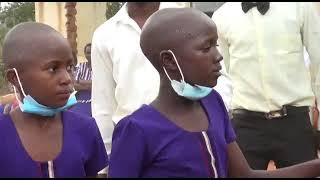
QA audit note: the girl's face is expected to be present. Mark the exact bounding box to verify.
[166,21,223,88]
[8,37,75,108]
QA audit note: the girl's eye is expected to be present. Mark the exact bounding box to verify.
[202,45,212,52]
[67,65,73,71]
[68,65,76,75]
[48,67,56,73]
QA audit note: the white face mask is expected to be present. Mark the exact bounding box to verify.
[162,50,213,101]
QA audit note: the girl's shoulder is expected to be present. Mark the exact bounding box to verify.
[63,110,95,122]
[62,110,99,135]
[118,104,166,130]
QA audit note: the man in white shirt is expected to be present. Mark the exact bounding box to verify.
[212,2,320,169]
[304,47,320,129]
[91,2,233,159]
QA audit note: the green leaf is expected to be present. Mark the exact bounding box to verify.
[105,2,124,20]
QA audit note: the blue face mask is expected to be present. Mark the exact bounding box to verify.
[163,50,213,101]
[12,68,77,117]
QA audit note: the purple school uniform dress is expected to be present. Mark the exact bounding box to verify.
[71,90,92,117]
[0,110,108,178]
[69,62,92,117]
[109,90,236,178]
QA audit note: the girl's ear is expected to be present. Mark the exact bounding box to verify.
[159,50,178,72]
[5,68,18,89]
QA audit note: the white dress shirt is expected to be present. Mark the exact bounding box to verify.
[304,47,310,68]
[214,61,233,110]
[91,2,233,156]
[212,2,320,113]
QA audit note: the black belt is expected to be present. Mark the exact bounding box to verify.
[231,105,309,120]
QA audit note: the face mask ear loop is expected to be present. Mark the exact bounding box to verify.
[12,86,23,105]
[72,87,77,95]
[167,50,185,82]
[12,68,27,97]
[163,66,173,82]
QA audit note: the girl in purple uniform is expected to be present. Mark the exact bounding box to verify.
[70,43,93,117]
[0,104,4,113]
[0,22,108,178]
[109,8,320,178]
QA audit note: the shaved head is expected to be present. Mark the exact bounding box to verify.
[140,8,216,71]
[3,22,75,107]
[3,22,69,70]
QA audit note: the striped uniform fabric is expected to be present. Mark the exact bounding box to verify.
[75,62,92,81]
[75,62,92,103]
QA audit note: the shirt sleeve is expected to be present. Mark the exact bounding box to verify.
[109,118,146,178]
[212,11,231,73]
[224,112,236,144]
[211,12,233,112]
[301,2,320,111]
[91,29,116,156]
[215,91,236,144]
[85,119,109,177]
[75,64,81,81]
[213,61,233,112]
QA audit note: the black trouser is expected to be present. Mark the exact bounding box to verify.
[232,106,318,170]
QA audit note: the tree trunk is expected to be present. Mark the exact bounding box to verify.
[65,2,77,55]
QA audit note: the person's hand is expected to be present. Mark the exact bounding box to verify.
[311,100,320,150]
[312,100,319,130]
[0,93,15,105]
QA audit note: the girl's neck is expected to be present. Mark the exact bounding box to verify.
[11,108,59,129]
[151,81,201,112]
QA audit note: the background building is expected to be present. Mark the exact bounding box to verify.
[34,2,190,63]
